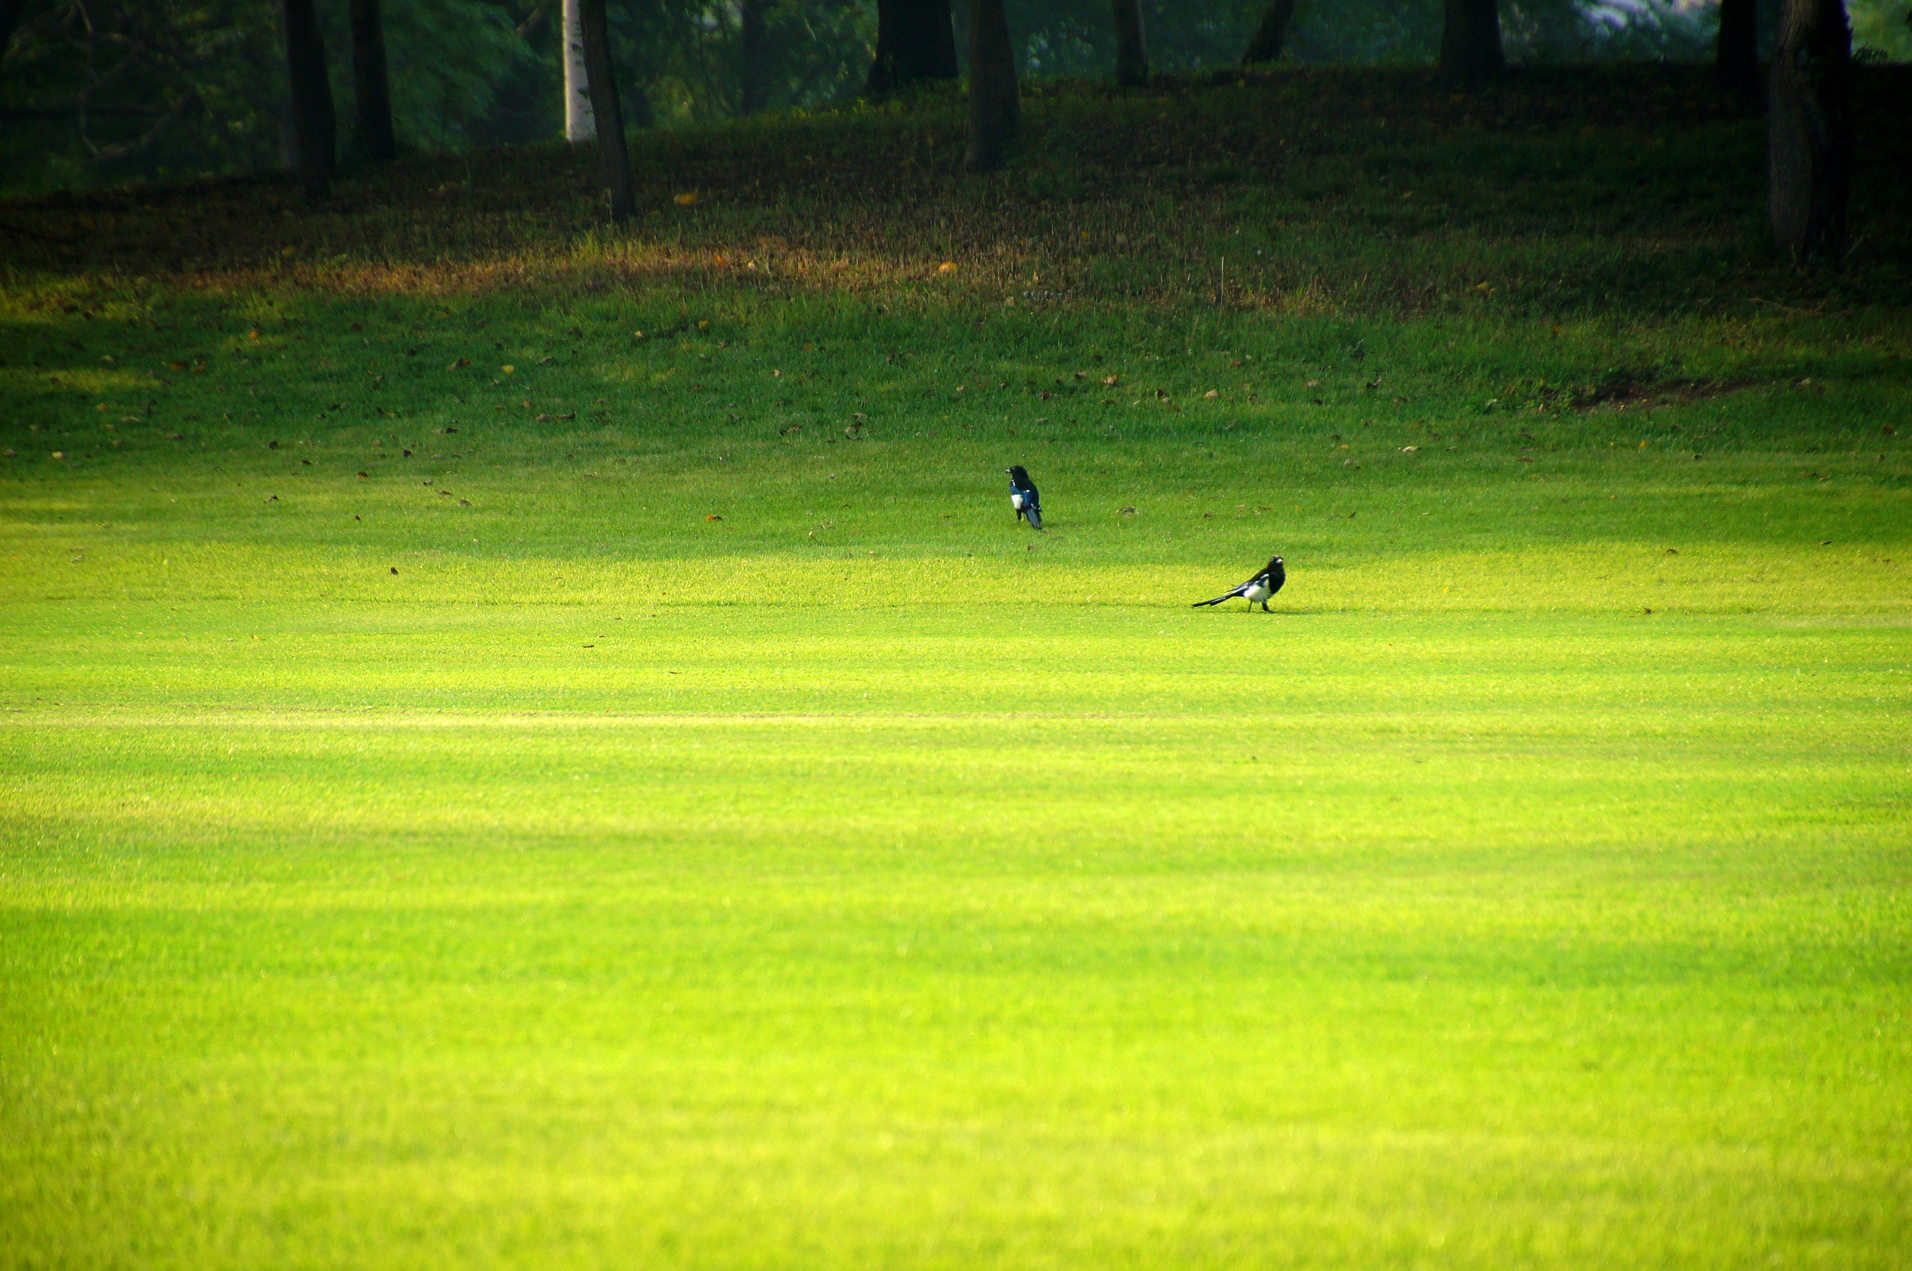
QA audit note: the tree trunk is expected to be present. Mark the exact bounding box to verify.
[964,0,1018,172]
[347,0,397,162]
[1769,0,1852,260]
[865,0,959,95]
[1111,0,1146,86]
[1439,0,1505,82]
[1240,0,1298,66]
[281,0,336,200]
[1717,0,1759,97]
[740,0,769,114]
[577,0,634,221]
[562,0,595,140]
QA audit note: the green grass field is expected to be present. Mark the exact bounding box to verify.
[4,66,1911,1269]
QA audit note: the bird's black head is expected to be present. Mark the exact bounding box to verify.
[1269,555,1285,571]
[1006,465,1029,480]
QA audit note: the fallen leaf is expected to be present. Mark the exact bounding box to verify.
[674,191,699,206]
[707,514,724,521]
[390,567,398,575]
[449,357,470,369]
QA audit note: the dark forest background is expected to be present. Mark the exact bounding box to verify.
[2,0,1908,194]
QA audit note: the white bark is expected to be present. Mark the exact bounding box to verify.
[563,0,595,141]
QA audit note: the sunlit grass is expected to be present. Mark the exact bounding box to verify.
[3,64,1911,1271]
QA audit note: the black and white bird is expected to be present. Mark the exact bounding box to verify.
[1192,556,1285,611]
[1005,465,1042,530]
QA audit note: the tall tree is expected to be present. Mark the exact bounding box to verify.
[281,0,337,200]
[1240,0,1298,65]
[1439,0,1504,82]
[740,0,770,114]
[1111,0,1146,85]
[1717,0,1759,97]
[1769,0,1852,259]
[965,0,1017,171]
[563,0,594,139]
[577,0,634,220]
[347,0,397,162]
[865,0,958,95]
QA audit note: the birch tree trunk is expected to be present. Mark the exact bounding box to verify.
[563,0,595,141]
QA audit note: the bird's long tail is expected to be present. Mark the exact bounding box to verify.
[1191,591,1237,608]
[1026,505,1042,531]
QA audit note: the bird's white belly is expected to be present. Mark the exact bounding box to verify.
[1011,493,1027,510]
[1244,582,1271,603]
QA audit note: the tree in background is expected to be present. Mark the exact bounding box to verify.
[1110,0,1146,84]
[1717,0,1760,95]
[965,0,1017,169]
[1439,0,1505,80]
[866,0,958,93]
[739,0,769,112]
[281,0,336,198]
[1240,0,1297,64]
[563,0,595,138]
[347,0,397,160]
[1769,0,1852,258]
[11,0,1880,198]
[577,0,634,217]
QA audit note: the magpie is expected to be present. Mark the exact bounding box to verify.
[1005,465,1043,530]
[1192,555,1285,611]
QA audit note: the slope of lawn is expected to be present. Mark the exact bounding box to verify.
[1,65,1910,1270]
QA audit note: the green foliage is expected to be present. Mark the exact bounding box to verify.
[339,0,530,154]
[1851,0,1912,59]
[0,0,285,193]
